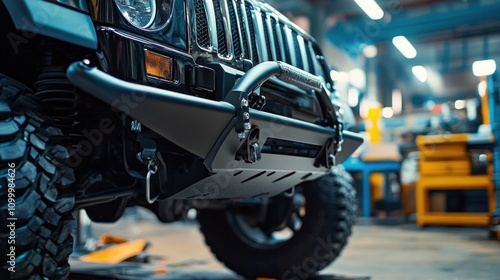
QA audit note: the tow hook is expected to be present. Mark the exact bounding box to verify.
[137,138,161,204]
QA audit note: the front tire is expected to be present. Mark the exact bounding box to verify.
[0,76,76,279]
[197,166,356,279]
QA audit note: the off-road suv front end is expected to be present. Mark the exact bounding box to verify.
[0,1,362,279]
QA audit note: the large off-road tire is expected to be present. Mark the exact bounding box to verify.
[198,166,356,280]
[0,76,76,279]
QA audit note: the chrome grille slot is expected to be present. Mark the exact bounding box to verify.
[291,30,304,70]
[227,1,242,58]
[261,13,273,61]
[306,41,316,75]
[212,0,228,56]
[235,1,249,59]
[245,3,259,63]
[280,23,291,64]
[194,0,210,49]
[297,35,309,72]
[270,17,282,62]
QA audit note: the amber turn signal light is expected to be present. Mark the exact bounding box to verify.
[144,50,173,81]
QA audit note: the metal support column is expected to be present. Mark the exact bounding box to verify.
[488,74,500,224]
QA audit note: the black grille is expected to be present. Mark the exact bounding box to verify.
[213,0,228,56]
[227,1,241,58]
[195,0,210,48]
[271,17,282,61]
[245,3,259,63]
[236,2,249,59]
[292,31,303,70]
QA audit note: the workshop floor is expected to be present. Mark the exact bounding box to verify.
[76,208,500,280]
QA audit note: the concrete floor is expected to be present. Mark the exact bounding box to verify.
[71,208,500,280]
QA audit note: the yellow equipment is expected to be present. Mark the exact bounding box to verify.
[416,133,495,226]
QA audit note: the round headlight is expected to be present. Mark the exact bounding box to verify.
[115,0,156,29]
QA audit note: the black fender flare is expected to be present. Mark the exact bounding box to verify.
[2,0,97,50]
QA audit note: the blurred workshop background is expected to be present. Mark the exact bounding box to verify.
[264,0,500,228]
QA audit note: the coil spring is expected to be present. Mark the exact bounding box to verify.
[34,66,79,133]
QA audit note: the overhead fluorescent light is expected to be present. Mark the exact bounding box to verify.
[392,36,417,59]
[354,0,384,20]
[412,65,428,82]
[472,59,496,76]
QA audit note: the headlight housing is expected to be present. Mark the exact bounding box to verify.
[115,0,157,29]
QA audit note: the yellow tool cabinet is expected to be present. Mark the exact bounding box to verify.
[416,133,495,226]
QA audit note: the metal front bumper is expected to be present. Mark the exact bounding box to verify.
[67,61,363,198]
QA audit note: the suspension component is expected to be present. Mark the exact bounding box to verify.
[34,66,79,132]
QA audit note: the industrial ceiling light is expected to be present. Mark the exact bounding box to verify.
[392,36,417,59]
[412,65,427,82]
[353,0,384,20]
[472,59,496,76]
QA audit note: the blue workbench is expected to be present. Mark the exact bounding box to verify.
[342,157,401,217]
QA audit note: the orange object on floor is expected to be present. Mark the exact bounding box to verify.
[98,233,128,244]
[79,239,147,264]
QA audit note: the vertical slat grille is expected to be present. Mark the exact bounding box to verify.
[195,0,210,48]
[292,31,304,70]
[236,1,249,59]
[192,0,318,73]
[261,13,273,61]
[271,17,282,61]
[227,1,242,58]
[213,0,228,56]
[245,3,259,63]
